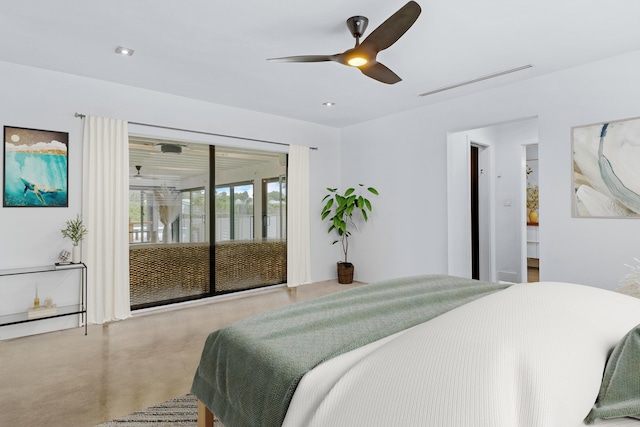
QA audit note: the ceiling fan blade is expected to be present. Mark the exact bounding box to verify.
[360,1,422,53]
[267,54,338,63]
[360,61,402,84]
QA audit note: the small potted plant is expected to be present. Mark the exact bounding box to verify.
[61,214,88,263]
[527,183,539,223]
[321,184,378,284]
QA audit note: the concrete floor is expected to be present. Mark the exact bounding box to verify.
[0,280,360,427]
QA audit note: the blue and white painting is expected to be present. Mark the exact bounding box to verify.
[3,126,68,207]
[573,117,640,218]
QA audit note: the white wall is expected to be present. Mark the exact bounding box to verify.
[340,112,452,283]
[0,60,340,337]
[5,46,640,337]
[0,60,340,273]
[341,49,640,290]
[494,119,538,282]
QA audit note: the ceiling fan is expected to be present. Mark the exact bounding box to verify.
[267,1,421,84]
[131,165,158,180]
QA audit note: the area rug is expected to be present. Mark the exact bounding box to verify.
[95,393,223,427]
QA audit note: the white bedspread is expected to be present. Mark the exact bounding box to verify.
[283,282,640,427]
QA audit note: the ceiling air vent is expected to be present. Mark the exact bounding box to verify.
[419,64,533,97]
[160,144,182,154]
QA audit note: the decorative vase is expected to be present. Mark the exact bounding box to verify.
[72,245,81,264]
[529,210,538,223]
[337,262,354,284]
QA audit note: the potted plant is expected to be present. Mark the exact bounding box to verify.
[61,214,88,263]
[527,183,539,223]
[321,184,379,284]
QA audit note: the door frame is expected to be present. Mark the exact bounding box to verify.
[472,142,493,282]
[446,133,495,281]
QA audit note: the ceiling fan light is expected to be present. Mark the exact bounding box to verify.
[347,56,368,67]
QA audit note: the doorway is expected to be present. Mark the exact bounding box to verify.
[471,146,480,279]
[447,117,539,284]
[470,143,491,281]
[524,144,539,282]
[446,133,493,281]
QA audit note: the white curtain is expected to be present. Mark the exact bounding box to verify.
[82,116,131,323]
[286,145,312,287]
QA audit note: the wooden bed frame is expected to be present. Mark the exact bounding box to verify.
[197,400,214,427]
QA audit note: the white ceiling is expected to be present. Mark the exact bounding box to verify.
[2,0,640,128]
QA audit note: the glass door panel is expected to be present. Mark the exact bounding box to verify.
[214,147,287,294]
[128,137,211,309]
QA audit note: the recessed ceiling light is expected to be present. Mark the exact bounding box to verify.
[115,46,134,56]
[322,102,336,107]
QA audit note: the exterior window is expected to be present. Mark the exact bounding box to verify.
[215,182,254,241]
[263,176,286,239]
[181,188,206,243]
[215,186,231,241]
[129,189,153,243]
[234,183,254,240]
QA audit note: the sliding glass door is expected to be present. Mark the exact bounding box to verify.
[213,146,287,294]
[128,138,287,308]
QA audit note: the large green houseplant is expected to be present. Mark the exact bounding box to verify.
[321,184,379,284]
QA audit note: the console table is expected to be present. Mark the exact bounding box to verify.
[0,263,87,335]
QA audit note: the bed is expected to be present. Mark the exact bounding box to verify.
[191,274,640,427]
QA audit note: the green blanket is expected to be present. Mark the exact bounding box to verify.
[585,323,640,423]
[191,274,509,427]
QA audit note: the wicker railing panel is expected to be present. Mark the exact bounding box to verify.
[129,240,287,306]
[214,240,287,292]
[129,243,210,306]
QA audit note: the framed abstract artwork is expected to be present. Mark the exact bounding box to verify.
[3,126,69,207]
[572,116,640,218]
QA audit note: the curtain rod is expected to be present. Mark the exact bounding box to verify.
[74,112,318,150]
